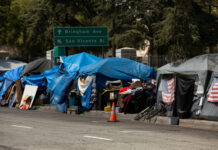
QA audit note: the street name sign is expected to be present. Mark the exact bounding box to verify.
[53,27,108,47]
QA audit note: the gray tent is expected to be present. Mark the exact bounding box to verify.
[157,54,218,121]
[21,58,53,77]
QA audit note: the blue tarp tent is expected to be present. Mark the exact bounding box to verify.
[48,52,103,112]
[61,52,103,73]
[0,76,4,96]
[0,66,25,101]
[3,65,25,82]
[0,79,13,101]
[22,66,59,89]
[80,57,156,89]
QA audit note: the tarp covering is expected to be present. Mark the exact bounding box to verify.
[61,52,103,73]
[49,66,76,112]
[48,52,103,112]
[3,65,25,82]
[0,65,25,101]
[0,60,26,75]
[176,76,195,118]
[0,76,4,96]
[80,57,156,82]
[0,79,13,100]
[80,81,93,109]
[22,66,59,89]
[21,58,53,77]
[157,54,218,91]
[201,77,218,120]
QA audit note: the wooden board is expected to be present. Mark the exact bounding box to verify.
[19,85,38,109]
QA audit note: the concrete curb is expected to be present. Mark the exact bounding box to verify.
[37,106,218,131]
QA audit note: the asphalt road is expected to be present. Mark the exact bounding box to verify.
[0,108,218,150]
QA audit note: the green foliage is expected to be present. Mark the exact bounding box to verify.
[0,0,24,57]
[152,0,218,61]
[0,0,217,62]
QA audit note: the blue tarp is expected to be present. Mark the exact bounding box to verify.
[3,65,25,82]
[80,57,156,89]
[61,52,103,74]
[0,79,13,100]
[81,81,93,109]
[49,52,103,112]
[0,76,3,81]
[0,66,25,101]
[22,66,59,89]
[0,76,4,97]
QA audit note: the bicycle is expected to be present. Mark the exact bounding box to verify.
[134,102,165,121]
[143,102,165,120]
[134,106,151,120]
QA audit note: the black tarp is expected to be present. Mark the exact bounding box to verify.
[176,76,195,118]
[21,58,53,77]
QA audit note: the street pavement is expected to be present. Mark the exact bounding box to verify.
[0,107,218,150]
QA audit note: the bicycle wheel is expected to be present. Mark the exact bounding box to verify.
[134,106,150,120]
[144,104,162,120]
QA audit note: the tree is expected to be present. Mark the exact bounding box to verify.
[20,0,99,60]
[152,0,218,61]
[1,0,217,62]
[0,0,25,57]
[92,0,148,56]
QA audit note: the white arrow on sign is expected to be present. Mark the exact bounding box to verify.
[57,29,62,35]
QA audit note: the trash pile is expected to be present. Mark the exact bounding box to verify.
[103,79,157,114]
[0,52,156,115]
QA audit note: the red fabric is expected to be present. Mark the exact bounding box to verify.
[119,86,131,94]
[123,95,132,114]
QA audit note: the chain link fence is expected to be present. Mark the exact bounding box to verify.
[129,55,168,68]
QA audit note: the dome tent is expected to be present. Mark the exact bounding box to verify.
[157,54,218,120]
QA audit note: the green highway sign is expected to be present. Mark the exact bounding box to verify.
[54,37,108,46]
[54,27,108,37]
[53,27,108,46]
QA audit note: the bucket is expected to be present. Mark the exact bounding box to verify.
[168,117,179,125]
[116,107,121,113]
[69,97,75,106]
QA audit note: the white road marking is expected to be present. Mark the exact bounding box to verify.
[91,121,98,123]
[11,125,33,129]
[120,130,144,133]
[84,135,112,141]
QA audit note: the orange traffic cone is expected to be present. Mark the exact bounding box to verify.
[108,102,118,122]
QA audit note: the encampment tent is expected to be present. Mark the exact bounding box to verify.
[22,66,59,89]
[156,54,218,120]
[0,65,25,101]
[48,52,103,112]
[21,58,53,77]
[80,57,156,89]
[0,60,26,75]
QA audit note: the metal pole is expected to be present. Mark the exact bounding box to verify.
[102,47,104,58]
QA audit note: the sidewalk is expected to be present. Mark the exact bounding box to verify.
[37,105,218,131]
